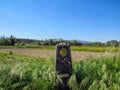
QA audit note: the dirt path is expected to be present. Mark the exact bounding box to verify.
[0,48,113,61]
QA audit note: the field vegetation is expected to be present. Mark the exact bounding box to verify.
[0,35,120,52]
[0,45,120,52]
[0,35,120,89]
[0,51,120,90]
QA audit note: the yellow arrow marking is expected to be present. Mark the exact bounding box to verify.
[60,48,67,57]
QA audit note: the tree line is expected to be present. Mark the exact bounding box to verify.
[0,35,120,47]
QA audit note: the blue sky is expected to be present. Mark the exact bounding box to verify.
[0,0,120,42]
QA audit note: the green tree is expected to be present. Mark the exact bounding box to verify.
[106,40,118,47]
[0,36,11,46]
[44,39,49,45]
[119,41,120,46]
[92,42,105,46]
[70,40,83,45]
[9,35,15,46]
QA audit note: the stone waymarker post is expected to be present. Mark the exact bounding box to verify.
[55,43,72,90]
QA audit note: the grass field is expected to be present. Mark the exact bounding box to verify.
[0,48,115,61]
[0,45,119,52]
[0,51,120,90]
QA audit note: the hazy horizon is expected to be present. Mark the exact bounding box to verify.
[0,0,120,42]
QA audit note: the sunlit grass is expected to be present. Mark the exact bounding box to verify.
[0,52,120,90]
[70,54,120,90]
[0,45,119,52]
[0,52,55,90]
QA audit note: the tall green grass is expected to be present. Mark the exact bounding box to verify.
[70,54,120,90]
[0,53,55,90]
[0,52,120,90]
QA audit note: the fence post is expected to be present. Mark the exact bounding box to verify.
[55,43,72,90]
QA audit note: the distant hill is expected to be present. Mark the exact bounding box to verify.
[69,40,92,45]
[77,40,92,44]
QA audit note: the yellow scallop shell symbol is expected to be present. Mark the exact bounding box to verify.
[60,48,67,57]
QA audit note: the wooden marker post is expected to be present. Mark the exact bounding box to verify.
[55,43,72,90]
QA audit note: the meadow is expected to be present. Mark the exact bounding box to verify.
[0,50,120,90]
[0,45,119,52]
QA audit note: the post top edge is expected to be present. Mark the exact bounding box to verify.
[56,42,70,46]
